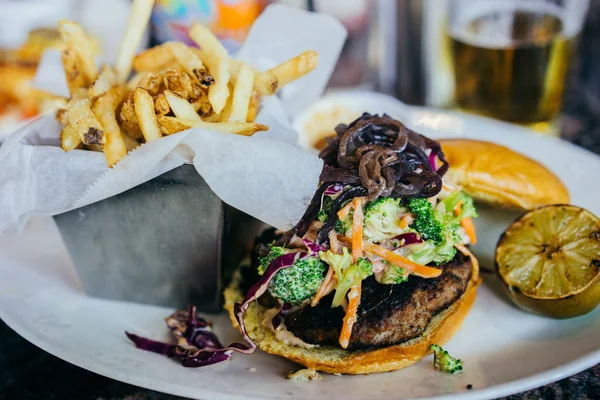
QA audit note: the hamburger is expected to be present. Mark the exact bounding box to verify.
[225,113,481,374]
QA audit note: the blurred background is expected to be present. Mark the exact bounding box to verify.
[0,0,597,141]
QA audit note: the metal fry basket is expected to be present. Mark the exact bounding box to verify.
[53,164,264,313]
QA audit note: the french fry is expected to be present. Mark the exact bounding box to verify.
[216,92,233,122]
[89,65,118,98]
[126,72,145,91]
[134,88,162,141]
[157,115,190,135]
[190,100,202,112]
[115,0,155,82]
[59,124,81,151]
[195,120,268,136]
[85,144,104,152]
[188,23,230,114]
[61,49,88,94]
[177,71,193,97]
[122,131,141,151]
[133,43,175,72]
[161,61,187,74]
[229,58,277,95]
[58,20,98,83]
[189,81,203,100]
[190,93,212,116]
[118,98,143,140]
[207,58,229,113]
[137,72,162,95]
[93,86,128,167]
[55,108,69,125]
[48,96,69,111]
[164,90,201,122]
[254,72,278,95]
[203,112,221,123]
[67,96,105,145]
[229,64,254,123]
[247,91,260,122]
[154,93,170,115]
[162,70,192,99]
[167,41,207,82]
[267,50,318,88]
[195,69,214,88]
[158,115,268,136]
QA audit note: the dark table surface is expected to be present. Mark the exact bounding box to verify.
[3,5,600,400]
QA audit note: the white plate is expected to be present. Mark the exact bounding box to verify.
[1,93,600,400]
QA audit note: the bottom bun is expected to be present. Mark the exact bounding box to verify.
[224,265,480,375]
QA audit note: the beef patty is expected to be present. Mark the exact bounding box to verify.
[284,251,472,349]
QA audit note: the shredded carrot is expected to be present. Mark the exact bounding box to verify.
[454,200,477,244]
[337,201,353,220]
[337,196,367,221]
[399,214,413,229]
[442,183,454,192]
[339,282,361,349]
[312,231,340,307]
[362,242,442,278]
[454,201,463,215]
[323,277,337,295]
[312,266,336,307]
[455,243,480,283]
[461,217,477,245]
[351,197,364,262]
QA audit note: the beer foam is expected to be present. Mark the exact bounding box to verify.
[448,0,583,49]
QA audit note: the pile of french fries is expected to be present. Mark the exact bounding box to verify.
[55,0,318,167]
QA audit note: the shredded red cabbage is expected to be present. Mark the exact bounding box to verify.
[302,238,325,256]
[392,232,423,247]
[324,183,344,195]
[125,305,253,368]
[233,251,307,349]
[127,251,311,367]
[428,152,437,172]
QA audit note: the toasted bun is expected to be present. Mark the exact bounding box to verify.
[224,263,479,375]
[440,139,569,209]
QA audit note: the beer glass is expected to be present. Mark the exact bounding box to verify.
[448,0,589,133]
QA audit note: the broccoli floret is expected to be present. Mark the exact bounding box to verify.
[316,210,328,223]
[319,248,353,280]
[364,196,397,214]
[257,245,286,275]
[439,191,478,220]
[431,344,464,374]
[407,198,444,244]
[316,195,334,223]
[332,257,373,307]
[380,264,409,284]
[363,197,406,243]
[335,214,353,236]
[268,256,327,305]
[409,228,459,265]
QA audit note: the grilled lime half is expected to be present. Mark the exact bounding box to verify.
[496,205,600,318]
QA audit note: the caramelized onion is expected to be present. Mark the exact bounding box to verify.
[294,113,449,247]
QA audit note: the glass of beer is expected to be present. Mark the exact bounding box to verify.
[448,0,589,133]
